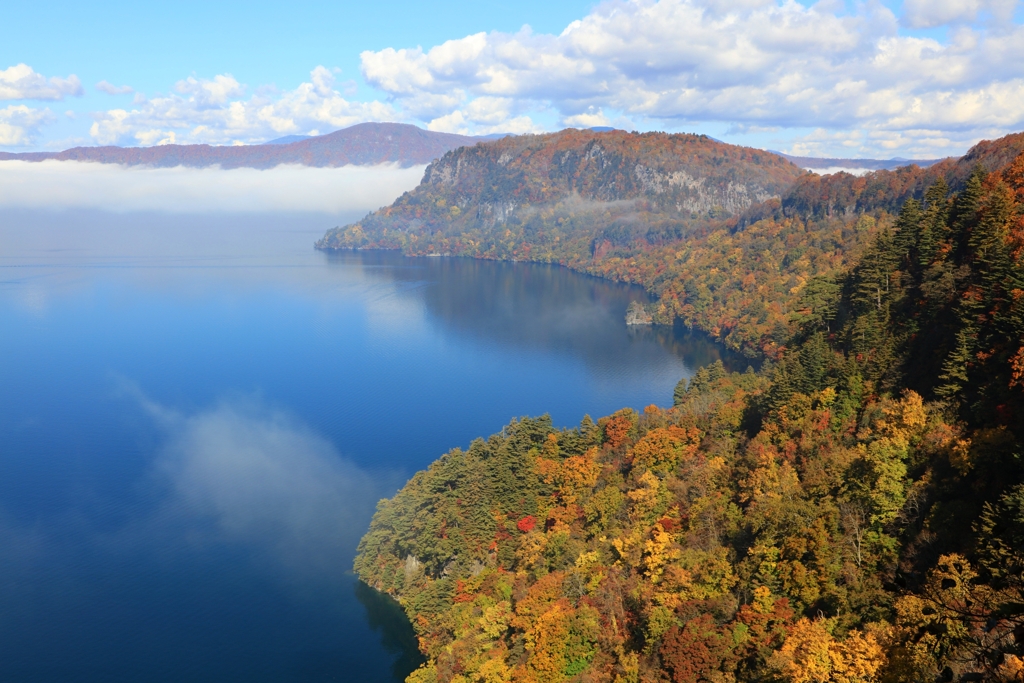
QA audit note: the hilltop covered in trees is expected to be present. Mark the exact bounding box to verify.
[354,147,1024,682]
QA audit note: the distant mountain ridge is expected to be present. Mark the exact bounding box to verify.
[0,123,484,169]
[265,134,312,145]
[776,152,946,172]
[1,123,965,172]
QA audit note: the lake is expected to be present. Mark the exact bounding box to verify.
[0,209,744,683]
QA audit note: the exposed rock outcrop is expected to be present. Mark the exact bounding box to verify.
[317,128,805,252]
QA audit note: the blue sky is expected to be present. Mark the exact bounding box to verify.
[2,0,595,99]
[3,0,1024,157]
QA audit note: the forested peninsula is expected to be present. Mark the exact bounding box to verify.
[317,129,1023,358]
[326,131,1024,682]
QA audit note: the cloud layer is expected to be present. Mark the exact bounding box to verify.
[90,66,396,147]
[358,0,1024,156]
[0,160,425,213]
[4,0,1024,157]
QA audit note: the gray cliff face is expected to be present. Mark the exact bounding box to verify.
[631,164,776,215]
[416,132,793,229]
[317,129,806,250]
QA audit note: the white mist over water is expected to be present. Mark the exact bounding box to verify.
[0,387,401,585]
[140,391,399,579]
[0,160,426,213]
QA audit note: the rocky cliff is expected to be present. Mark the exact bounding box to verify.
[317,128,806,252]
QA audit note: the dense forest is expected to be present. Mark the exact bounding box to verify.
[353,143,1024,682]
[354,148,1024,683]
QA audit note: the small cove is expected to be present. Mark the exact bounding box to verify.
[0,209,747,682]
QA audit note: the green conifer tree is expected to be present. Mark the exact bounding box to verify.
[893,198,922,268]
[918,179,949,267]
[950,167,985,261]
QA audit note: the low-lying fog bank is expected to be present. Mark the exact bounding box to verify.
[0,160,426,214]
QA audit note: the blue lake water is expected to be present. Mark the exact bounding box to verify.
[0,210,744,682]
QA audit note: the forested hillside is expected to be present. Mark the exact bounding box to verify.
[354,149,1024,682]
[318,131,1024,357]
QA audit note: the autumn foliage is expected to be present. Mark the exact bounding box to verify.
[355,141,1024,683]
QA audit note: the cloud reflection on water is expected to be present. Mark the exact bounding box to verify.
[0,385,415,682]
[131,386,400,580]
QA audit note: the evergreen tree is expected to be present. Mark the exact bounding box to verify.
[918,179,949,267]
[673,376,688,406]
[797,331,830,394]
[950,167,985,262]
[892,197,921,269]
[682,359,725,397]
[794,276,840,333]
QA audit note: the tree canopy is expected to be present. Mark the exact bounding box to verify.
[355,148,1024,683]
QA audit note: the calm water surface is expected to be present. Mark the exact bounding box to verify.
[0,210,744,682]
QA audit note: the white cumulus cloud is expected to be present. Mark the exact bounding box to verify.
[89,66,397,146]
[0,64,83,100]
[95,80,134,95]
[13,1,1024,157]
[0,105,54,146]
[0,160,426,213]
[357,0,1024,157]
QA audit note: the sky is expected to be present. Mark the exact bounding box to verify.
[3,0,1024,159]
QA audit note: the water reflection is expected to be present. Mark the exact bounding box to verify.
[632,323,756,374]
[0,209,746,379]
[355,579,426,681]
[327,250,752,376]
[131,388,402,580]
